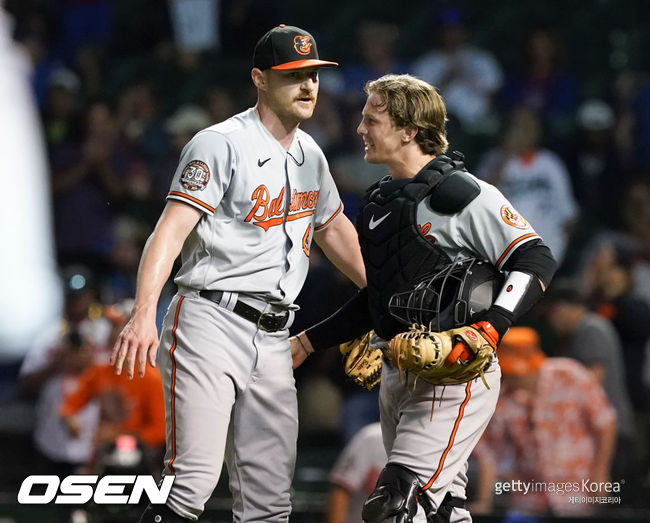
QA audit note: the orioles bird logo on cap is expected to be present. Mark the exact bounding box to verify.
[293,35,312,55]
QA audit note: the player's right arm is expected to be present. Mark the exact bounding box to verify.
[111,201,201,379]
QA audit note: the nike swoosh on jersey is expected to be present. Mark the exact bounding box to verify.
[257,157,271,167]
[369,212,391,230]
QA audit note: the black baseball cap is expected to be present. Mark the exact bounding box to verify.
[253,24,338,70]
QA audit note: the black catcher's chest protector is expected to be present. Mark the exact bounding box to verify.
[356,153,480,339]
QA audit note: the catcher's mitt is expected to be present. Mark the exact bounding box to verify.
[339,331,382,391]
[387,321,499,387]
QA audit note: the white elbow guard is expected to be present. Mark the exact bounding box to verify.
[493,271,538,318]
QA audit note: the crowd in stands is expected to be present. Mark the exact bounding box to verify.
[2,0,650,519]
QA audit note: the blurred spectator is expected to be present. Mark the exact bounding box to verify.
[412,7,503,134]
[581,243,650,457]
[620,180,650,265]
[117,78,167,162]
[301,90,345,155]
[13,7,60,107]
[475,107,578,265]
[168,0,219,53]
[335,21,409,105]
[543,280,637,482]
[219,0,280,60]
[19,265,111,390]
[615,71,650,173]
[17,267,111,459]
[151,104,211,203]
[41,67,82,150]
[499,26,578,144]
[327,422,385,523]
[576,182,650,304]
[57,0,113,63]
[472,327,617,517]
[19,330,100,476]
[60,299,166,472]
[203,85,237,125]
[568,99,621,228]
[51,100,148,274]
[73,43,104,100]
[105,216,150,304]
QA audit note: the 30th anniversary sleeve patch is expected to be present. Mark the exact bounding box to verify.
[180,160,210,191]
[500,205,529,229]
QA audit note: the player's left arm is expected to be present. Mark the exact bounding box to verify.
[457,186,558,341]
[314,213,366,289]
[482,239,558,339]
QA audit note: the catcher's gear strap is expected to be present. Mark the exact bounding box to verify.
[362,464,420,522]
[430,492,466,523]
[305,287,372,351]
[427,170,480,214]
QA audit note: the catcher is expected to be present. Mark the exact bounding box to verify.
[291,74,556,523]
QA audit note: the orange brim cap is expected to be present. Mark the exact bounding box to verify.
[272,59,339,70]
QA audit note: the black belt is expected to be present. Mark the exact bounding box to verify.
[199,290,289,332]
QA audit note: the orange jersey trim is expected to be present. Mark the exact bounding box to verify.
[421,381,473,491]
[496,233,539,268]
[168,191,216,213]
[252,209,316,231]
[314,202,343,231]
[167,296,184,475]
[302,224,312,257]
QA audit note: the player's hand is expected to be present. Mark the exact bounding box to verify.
[290,332,312,369]
[110,308,159,379]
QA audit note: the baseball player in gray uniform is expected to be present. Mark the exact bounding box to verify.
[110,25,366,522]
[292,75,557,522]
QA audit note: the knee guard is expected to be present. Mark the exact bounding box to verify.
[362,463,420,522]
[138,503,189,522]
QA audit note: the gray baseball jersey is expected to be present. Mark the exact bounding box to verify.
[415,174,539,268]
[158,108,343,521]
[371,174,538,522]
[168,107,342,306]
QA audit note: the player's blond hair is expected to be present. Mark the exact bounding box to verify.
[364,74,449,155]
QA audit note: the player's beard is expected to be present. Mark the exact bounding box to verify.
[285,93,317,125]
[268,89,317,128]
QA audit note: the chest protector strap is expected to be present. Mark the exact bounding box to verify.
[356,152,478,338]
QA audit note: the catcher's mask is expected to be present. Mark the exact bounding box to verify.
[388,258,503,331]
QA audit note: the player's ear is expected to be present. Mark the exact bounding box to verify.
[251,68,267,91]
[401,126,418,144]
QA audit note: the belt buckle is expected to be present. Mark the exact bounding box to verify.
[257,312,287,332]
